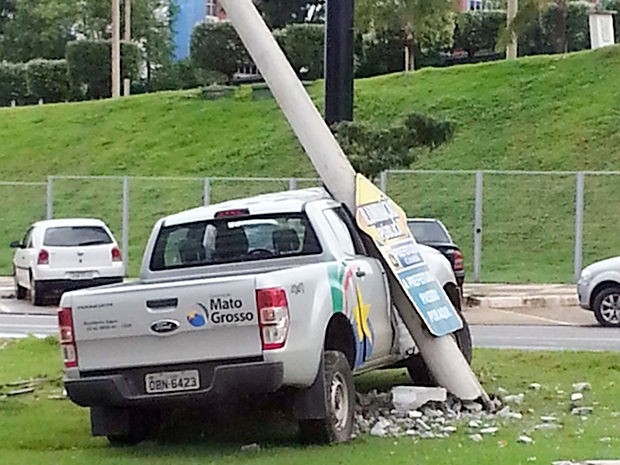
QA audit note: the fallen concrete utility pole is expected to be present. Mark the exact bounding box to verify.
[219,0,491,407]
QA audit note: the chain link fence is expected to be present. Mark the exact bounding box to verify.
[2,172,618,281]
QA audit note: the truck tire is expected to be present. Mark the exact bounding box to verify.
[592,285,620,327]
[298,351,355,444]
[106,410,158,447]
[405,317,472,386]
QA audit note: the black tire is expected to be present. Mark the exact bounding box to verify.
[298,351,355,444]
[106,410,159,447]
[592,286,620,327]
[405,316,473,386]
[14,271,27,300]
[29,276,45,306]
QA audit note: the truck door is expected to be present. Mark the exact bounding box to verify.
[322,207,392,365]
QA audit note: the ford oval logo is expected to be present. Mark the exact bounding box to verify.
[150,319,180,334]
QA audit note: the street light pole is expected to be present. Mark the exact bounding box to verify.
[123,0,131,96]
[111,0,121,98]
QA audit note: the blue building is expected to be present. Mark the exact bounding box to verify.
[173,0,207,61]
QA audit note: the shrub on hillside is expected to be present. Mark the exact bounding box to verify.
[0,62,29,106]
[454,10,506,57]
[275,23,324,80]
[191,22,248,83]
[66,40,141,99]
[354,28,404,78]
[25,59,70,103]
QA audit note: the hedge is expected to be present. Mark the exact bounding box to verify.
[191,22,248,82]
[0,62,29,106]
[275,23,325,80]
[66,40,141,100]
[25,59,71,103]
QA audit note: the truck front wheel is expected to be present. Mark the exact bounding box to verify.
[298,350,355,444]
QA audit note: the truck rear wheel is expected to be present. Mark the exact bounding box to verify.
[105,410,160,447]
[298,350,355,444]
[405,317,472,386]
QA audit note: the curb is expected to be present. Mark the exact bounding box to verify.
[464,294,579,310]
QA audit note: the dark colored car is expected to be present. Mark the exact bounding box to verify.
[407,218,465,292]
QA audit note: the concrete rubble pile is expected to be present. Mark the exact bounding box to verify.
[354,381,599,443]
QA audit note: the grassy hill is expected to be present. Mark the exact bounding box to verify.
[1,46,620,281]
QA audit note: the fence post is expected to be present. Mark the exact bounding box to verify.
[473,171,484,282]
[574,172,585,282]
[122,176,130,275]
[203,178,211,206]
[288,177,297,190]
[379,171,387,193]
[46,176,54,220]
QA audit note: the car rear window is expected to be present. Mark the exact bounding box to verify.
[407,221,451,244]
[43,226,113,247]
[150,213,322,271]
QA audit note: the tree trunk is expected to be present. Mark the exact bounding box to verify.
[404,34,415,71]
[553,0,568,54]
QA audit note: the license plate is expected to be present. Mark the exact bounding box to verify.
[69,271,94,280]
[145,370,200,394]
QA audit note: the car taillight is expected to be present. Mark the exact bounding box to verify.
[58,307,78,368]
[453,250,464,272]
[256,288,289,350]
[37,249,49,265]
[111,246,122,262]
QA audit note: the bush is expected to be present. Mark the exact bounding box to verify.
[25,59,70,103]
[604,0,620,43]
[355,28,404,78]
[454,10,506,57]
[191,22,248,83]
[0,62,29,106]
[276,23,324,80]
[66,40,141,100]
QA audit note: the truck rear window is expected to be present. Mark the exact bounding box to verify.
[43,226,113,247]
[149,213,322,271]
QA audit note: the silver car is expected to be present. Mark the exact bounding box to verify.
[577,256,620,327]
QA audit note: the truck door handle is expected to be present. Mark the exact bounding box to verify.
[146,298,178,309]
[355,269,366,278]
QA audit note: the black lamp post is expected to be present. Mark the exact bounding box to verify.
[324,0,355,125]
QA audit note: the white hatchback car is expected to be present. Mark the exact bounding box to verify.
[10,218,125,306]
[577,256,620,327]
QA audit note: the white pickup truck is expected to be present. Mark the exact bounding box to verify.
[59,188,471,445]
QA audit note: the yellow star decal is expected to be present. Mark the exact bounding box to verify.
[354,284,372,343]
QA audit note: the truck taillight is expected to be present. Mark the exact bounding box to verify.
[256,288,289,350]
[453,250,464,272]
[37,249,49,265]
[111,246,122,262]
[58,307,78,368]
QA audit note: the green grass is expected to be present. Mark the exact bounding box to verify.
[1,47,620,280]
[1,338,618,465]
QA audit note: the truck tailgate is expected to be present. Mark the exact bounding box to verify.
[70,276,261,371]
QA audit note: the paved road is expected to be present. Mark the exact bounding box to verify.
[0,313,57,339]
[471,325,619,352]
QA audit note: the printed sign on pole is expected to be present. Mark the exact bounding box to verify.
[354,174,463,337]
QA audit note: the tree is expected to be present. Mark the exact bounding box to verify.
[355,0,456,71]
[191,22,248,83]
[255,0,324,28]
[332,112,455,180]
[502,0,569,54]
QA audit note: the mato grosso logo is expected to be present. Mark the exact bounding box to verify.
[186,297,254,328]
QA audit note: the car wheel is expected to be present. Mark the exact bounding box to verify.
[405,316,473,386]
[29,276,45,306]
[14,271,27,300]
[298,350,355,444]
[592,286,620,327]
